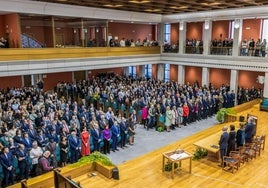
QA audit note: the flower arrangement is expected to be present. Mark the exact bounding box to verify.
[193,147,208,160]
[164,162,179,171]
[70,151,114,167]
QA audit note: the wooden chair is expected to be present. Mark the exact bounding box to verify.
[222,155,239,173]
[238,147,249,162]
[251,141,262,156]
[254,134,266,150]
[230,151,245,165]
[243,144,256,160]
[260,134,266,150]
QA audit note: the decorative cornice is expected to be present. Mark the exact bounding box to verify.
[160,54,268,72]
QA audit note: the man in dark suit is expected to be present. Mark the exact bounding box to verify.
[111,121,120,152]
[245,117,256,143]
[16,144,30,180]
[21,132,33,152]
[68,130,80,163]
[91,125,102,152]
[120,117,129,148]
[219,126,229,167]
[0,147,14,187]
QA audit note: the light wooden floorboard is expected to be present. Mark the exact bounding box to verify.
[74,105,268,188]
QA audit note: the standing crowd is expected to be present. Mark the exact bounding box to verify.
[0,74,262,187]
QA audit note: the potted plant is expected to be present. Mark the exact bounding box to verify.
[164,162,179,171]
[70,151,116,179]
[193,147,208,160]
[216,108,236,123]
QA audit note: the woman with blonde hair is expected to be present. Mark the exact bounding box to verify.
[165,106,172,132]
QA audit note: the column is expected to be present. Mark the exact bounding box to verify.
[85,70,88,80]
[230,69,239,105]
[179,22,186,54]
[30,75,35,86]
[201,67,210,87]
[51,16,56,48]
[263,72,268,98]
[72,71,75,82]
[157,23,164,52]
[203,20,212,55]
[21,75,25,87]
[232,19,243,57]
[139,65,145,78]
[157,64,164,81]
[178,65,185,85]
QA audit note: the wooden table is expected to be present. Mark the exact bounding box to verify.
[162,150,192,178]
[193,122,241,162]
[193,132,221,162]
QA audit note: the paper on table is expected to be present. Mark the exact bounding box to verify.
[170,152,189,160]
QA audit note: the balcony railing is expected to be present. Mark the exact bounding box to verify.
[185,46,203,54]
[210,47,232,56]
[0,46,161,61]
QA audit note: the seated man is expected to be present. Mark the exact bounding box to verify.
[37,150,54,175]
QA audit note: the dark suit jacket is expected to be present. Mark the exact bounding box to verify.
[0,152,13,170]
[68,136,80,151]
[245,122,255,139]
[91,128,102,142]
[22,138,33,151]
[219,131,229,150]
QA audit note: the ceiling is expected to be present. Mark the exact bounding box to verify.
[32,0,268,15]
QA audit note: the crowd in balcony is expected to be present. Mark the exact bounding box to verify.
[240,38,267,57]
[0,37,9,48]
[185,39,203,54]
[109,37,158,47]
[210,38,233,55]
[0,73,262,186]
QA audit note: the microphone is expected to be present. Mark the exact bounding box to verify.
[174,145,183,154]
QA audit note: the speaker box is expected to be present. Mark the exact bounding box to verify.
[239,116,245,122]
[112,167,120,180]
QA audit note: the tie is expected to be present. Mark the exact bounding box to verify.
[65,124,69,133]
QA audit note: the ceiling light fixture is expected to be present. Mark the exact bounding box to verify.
[170,6,188,9]
[145,9,161,12]
[179,22,184,31]
[104,4,123,8]
[204,20,210,30]
[129,0,150,4]
[201,2,221,6]
[234,19,240,29]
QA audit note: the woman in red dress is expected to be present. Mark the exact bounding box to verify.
[182,102,189,126]
[80,126,90,156]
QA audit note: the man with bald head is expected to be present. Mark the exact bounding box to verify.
[219,126,229,167]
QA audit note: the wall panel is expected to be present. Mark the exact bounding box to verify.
[185,66,202,85]
[238,70,264,89]
[0,76,21,89]
[209,68,230,89]
[43,72,72,91]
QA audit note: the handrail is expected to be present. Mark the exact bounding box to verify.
[0,46,160,61]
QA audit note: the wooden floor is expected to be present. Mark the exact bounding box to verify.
[74,105,268,188]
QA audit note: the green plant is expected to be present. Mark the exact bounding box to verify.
[216,108,237,123]
[164,162,179,171]
[70,151,114,167]
[193,147,208,160]
[157,126,163,132]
